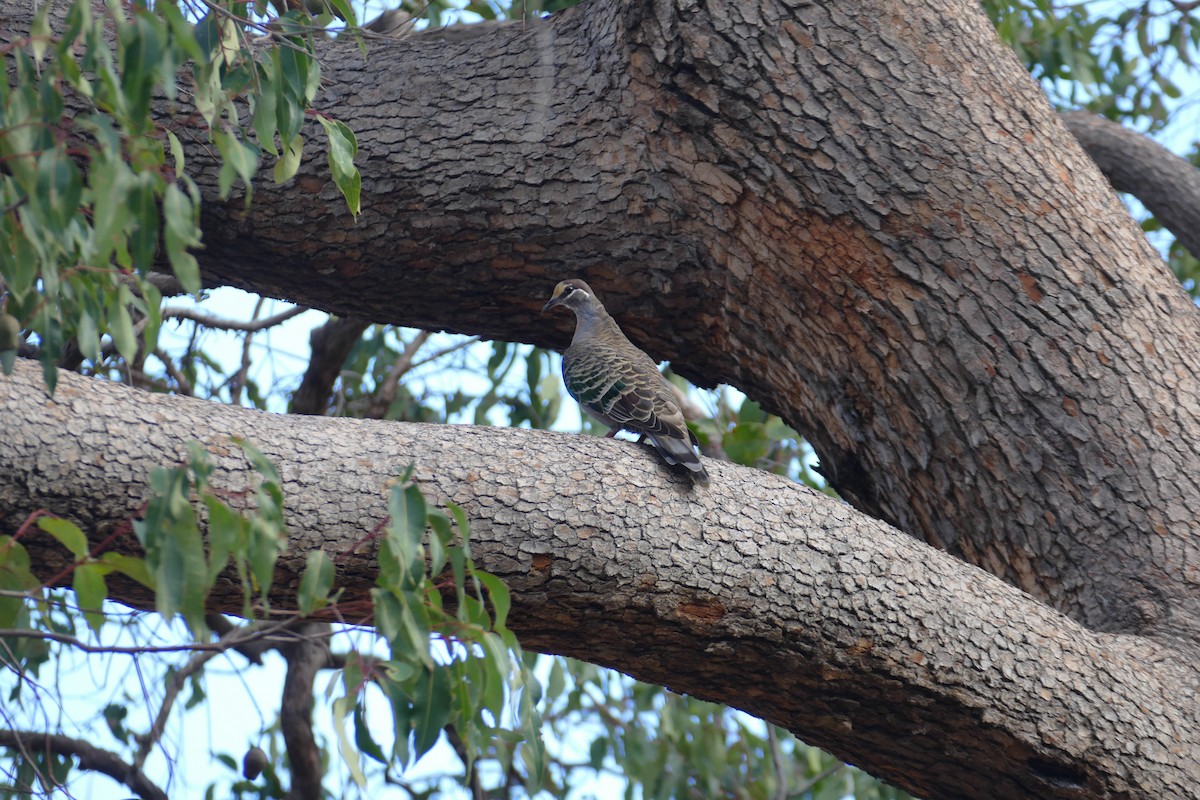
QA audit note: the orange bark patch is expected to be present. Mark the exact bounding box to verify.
[1018,271,1043,303]
[677,599,725,623]
[847,637,874,657]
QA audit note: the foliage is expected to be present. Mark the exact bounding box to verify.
[0,449,545,799]
[0,0,360,392]
[982,0,1200,130]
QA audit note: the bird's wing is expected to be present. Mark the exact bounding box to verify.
[568,342,685,435]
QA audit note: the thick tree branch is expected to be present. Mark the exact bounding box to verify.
[1062,110,1200,260]
[1,361,1196,799]
[0,729,168,800]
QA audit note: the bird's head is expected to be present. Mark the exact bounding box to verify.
[542,280,598,314]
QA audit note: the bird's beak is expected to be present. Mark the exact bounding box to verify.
[542,294,563,314]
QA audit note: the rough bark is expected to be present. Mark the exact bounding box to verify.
[2,360,1198,799]
[152,0,1200,644]
[1062,110,1200,260]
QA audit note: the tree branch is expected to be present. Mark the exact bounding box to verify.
[280,622,334,800]
[290,316,371,416]
[1062,110,1200,260]
[133,618,301,769]
[161,303,309,333]
[2,361,1196,799]
[0,730,168,800]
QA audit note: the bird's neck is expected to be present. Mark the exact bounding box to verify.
[570,304,621,345]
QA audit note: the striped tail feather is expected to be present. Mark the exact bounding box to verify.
[648,433,710,486]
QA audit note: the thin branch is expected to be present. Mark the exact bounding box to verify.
[767,724,788,800]
[160,303,308,333]
[229,297,265,405]
[153,347,195,396]
[789,762,844,798]
[0,622,304,656]
[0,729,168,800]
[368,330,431,419]
[406,335,481,372]
[134,618,304,768]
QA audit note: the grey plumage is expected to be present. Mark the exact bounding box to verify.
[542,279,709,485]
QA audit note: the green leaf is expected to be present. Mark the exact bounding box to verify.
[31,148,83,236]
[0,536,39,628]
[128,176,160,271]
[109,287,137,364]
[75,309,100,364]
[354,704,388,765]
[202,494,243,587]
[72,563,108,632]
[273,135,304,184]
[251,59,280,157]
[278,42,309,103]
[332,694,368,788]
[215,130,260,200]
[134,465,211,636]
[192,12,221,59]
[37,517,89,560]
[98,552,154,589]
[30,2,52,62]
[165,129,186,180]
[723,422,771,466]
[162,183,202,294]
[474,570,511,631]
[317,116,360,217]
[411,666,452,759]
[298,550,334,616]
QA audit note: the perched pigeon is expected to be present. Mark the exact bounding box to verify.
[543,279,709,485]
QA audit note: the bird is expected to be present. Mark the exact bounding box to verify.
[542,279,709,485]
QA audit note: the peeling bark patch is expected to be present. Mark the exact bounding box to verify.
[847,637,873,657]
[677,599,725,622]
[1017,271,1043,303]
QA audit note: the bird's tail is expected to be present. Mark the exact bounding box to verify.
[649,433,710,486]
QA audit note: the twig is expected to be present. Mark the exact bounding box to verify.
[153,347,195,396]
[230,297,265,405]
[406,335,481,372]
[368,330,431,419]
[0,621,302,657]
[134,618,303,768]
[161,303,308,333]
[0,730,168,800]
[767,724,788,800]
[789,761,844,797]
